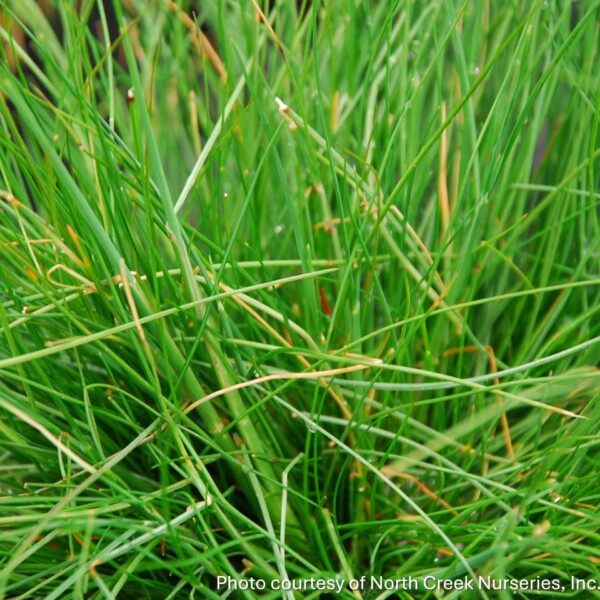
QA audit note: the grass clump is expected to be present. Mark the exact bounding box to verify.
[0,0,599,598]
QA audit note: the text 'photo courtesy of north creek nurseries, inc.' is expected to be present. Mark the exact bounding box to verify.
[0,0,599,598]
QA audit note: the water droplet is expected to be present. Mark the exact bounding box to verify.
[306,420,317,433]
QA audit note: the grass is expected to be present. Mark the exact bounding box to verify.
[0,0,599,598]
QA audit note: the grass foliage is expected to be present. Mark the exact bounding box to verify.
[0,0,599,597]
